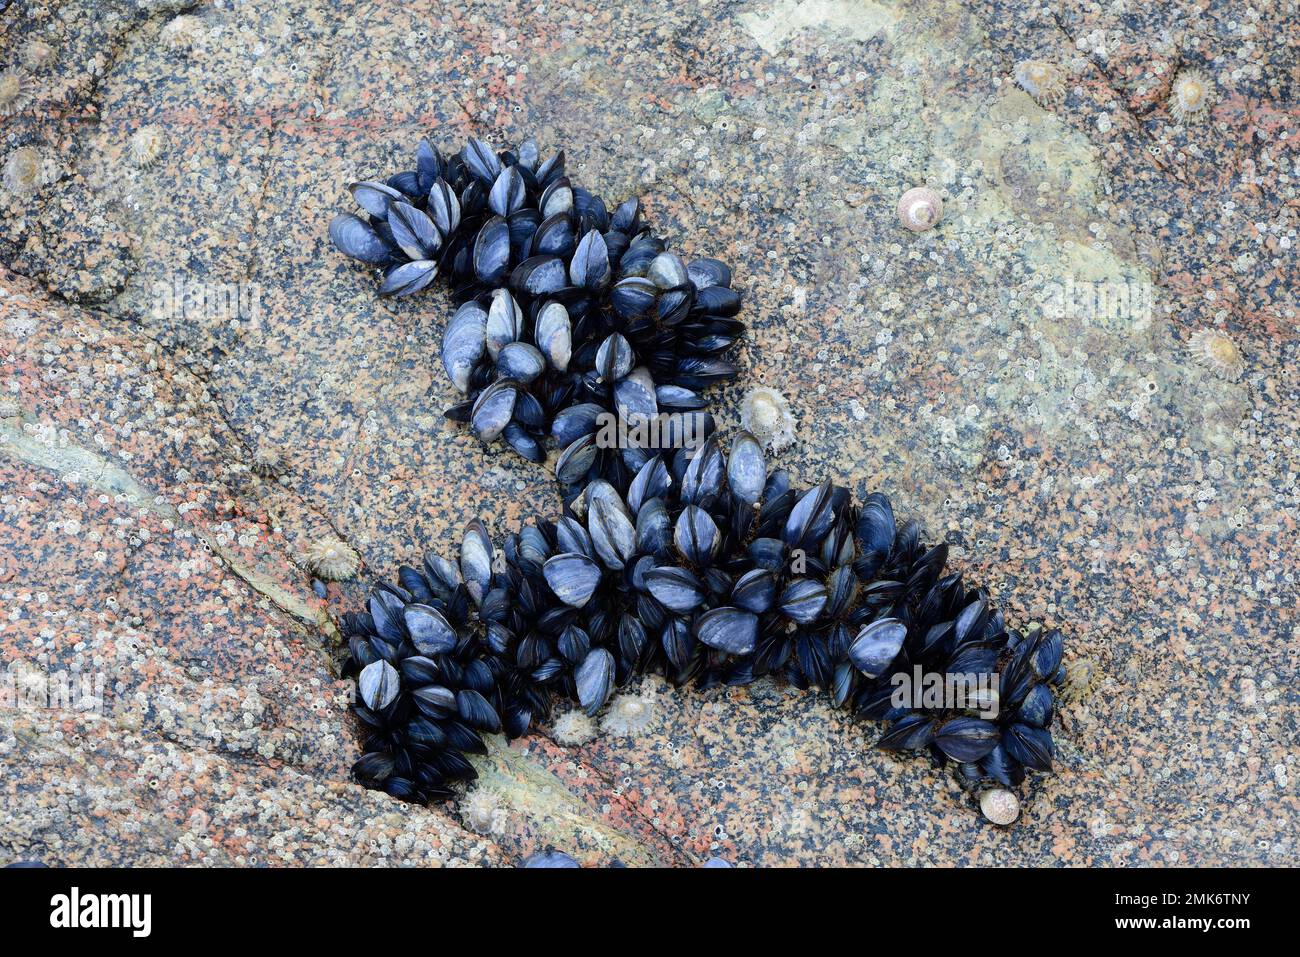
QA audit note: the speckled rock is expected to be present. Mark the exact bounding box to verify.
[1,0,1296,866]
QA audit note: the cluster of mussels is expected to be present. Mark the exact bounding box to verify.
[341,432,1063,805]
[330,136,741,478]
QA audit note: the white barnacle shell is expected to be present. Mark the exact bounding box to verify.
[600,689,657,737]
[461,787,507,835]
[1013,59,1065,105]
[551,709,597,746]
[0,70,34,117]
[21,41,56,71]
[1169,68,1214,123]
[740,387,796,451]
[896,186,943,232]
[2,146,48,198]
[300,537,361,581]
[129,125,165,168]
[1187,328,1243,381]
[160,14,204,52]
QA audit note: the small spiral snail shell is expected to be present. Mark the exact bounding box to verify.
[897,186,943,232]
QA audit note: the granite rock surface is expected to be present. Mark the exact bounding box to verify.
[1,0,1296,866]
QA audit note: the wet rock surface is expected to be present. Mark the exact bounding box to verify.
[2,0,1295,865]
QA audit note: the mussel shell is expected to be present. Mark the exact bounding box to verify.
[727,431,766,506]
[379,259,438,297]
[485,288,522,359]
[510,255,568,296]
[459,519,493,603]
[457,689,502,732]
[555,433,598,484]
[783,480,836,551]
[1030,628,1064,680]
[596,333,634,382]
[473,216,511,284]
[552,402,604,447]
[614,367,658,423]
[415,139,444,190]
[933,716,1000,763]
[655,385,704,411]
[687,257,732,289]
[543,552,602,607]
[674,505,720,565]
[1003,722,1054,771]
[540,177,574,217]
[533,212,576,258]
[441,301,487,392]
[1017,682,1054,727]
[497,342,545,384]
[610,196,640,233]
[695,606,758,655]
[876,713,936,751]
[610,276,659,320]
[388,201,441,260]
[427,177,461,237]
[535,301,572,371]
[353,751,396,783]
[470,380,518,441]
[731,568,776,613]
[779,578,828,624]
[644,565,704,613]
[330,213,392,264]
[349,180,402,219]
[648,251,688,289]
[634,498,672,556]
[589,497,636,570]
[627,457,672,514]
[404,604,458,656]
[358,659,400,710]
[462,137,503,184]
[488,165,527,216]
[575,647,615,715]
[848,618,908,678]
[554,517,592,560]
[693,285,742,317]
[503,422,545,463]
[569,228,611,290]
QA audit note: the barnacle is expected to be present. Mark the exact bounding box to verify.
[551,709,597,746]
[251,438,283,476]
[0,70,34,117]
[2,146,47,198]
[301,537,361,581]
[740,387,795,450]
[1013,59,1065,105]
[330,136,744,475]
[160,14,204,51]
[460,787,507,834]
[1169,68,1215,123]
[601,689,656,737]
[129,125,165,168]
[1187,328,1243,381]
[21,41,56,71]
[341,431,1065,811]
